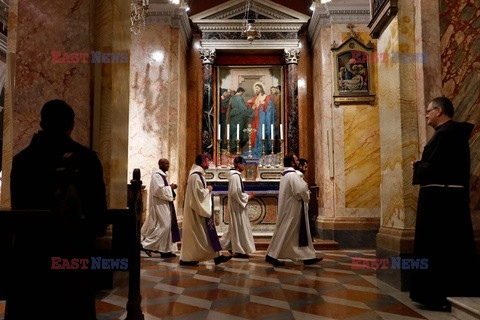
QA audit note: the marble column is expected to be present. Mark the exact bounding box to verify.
[200,48,216,156]
[414,0,442,148]
[284,48,300,156]
[375,0,419,291]
[92,0,131,208]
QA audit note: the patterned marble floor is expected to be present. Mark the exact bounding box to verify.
[0,250,456,320]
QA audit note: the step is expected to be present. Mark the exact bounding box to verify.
[448,297,480,320]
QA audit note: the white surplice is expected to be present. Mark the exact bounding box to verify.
[141,167,178,253]
[220,170,256,254]
[180,164,218,262]
[266,167,315,260]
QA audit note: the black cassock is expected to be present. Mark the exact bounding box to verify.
[410,120,479,306]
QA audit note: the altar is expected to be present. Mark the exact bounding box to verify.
[205,164,284,237]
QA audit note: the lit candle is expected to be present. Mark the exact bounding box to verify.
[271,124,274,139]
[227,124,230,140]
[217,124,221,140]
[280,124,283,140]
[262,124,265,140]
[237,124,240,140]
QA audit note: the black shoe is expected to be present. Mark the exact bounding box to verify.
[265,255,285,266]
[228,250,233,255]
[179,260,199,266]
[160,252,177,258]
[214,255,232,265]
[303,257,323,265]
[140,246,152,257]
[233,253,250,259]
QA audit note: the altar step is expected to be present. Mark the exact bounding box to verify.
[448,297,480,320]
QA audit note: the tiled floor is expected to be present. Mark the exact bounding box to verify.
[0,250,456,320]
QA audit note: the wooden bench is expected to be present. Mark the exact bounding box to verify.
[0,169,144,320]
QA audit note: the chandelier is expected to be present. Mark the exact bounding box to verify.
[130,0,149,35]
[241,0,261,43]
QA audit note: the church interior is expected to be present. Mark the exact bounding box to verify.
[0,0,479,319]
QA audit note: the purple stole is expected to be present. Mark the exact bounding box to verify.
[282,170,309,247]
[158,173,181,243]
[190,172,222,251]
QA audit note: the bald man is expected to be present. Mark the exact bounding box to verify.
[141,158,180,258]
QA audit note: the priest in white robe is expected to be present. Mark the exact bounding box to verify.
[141,158,179,258]
[265,154,322,266]
[180,155,232,266]
[220,156,256,258]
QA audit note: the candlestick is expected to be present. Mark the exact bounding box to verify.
[216,138,221,168]
[262,124,265,140]
[280,138,284,167]
[236,139,240,155]
[280,124,283,140]
[227,124,230,140]
[217,124,221,140]
[237,124,240,140]
[225,139,230,167]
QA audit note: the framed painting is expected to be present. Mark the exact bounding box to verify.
[216,66,284,160]
[331,37,375,106]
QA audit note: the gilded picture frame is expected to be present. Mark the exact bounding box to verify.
[331,37,375,106]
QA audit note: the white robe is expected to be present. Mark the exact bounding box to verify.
[141,168,178,253]
[180,164,218,262]
[220,170,256,254]
[266,167,315,260]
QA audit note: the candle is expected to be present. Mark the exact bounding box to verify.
[280,124,283,140]
[271,124,274,139]
[227,124,230,140]
[237,124,240,140]
[217,124,221,140]
[262,124,265,140]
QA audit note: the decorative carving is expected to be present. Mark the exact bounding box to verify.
[347,23,358,39]
[199,48,216,64]
[284,48,300,64]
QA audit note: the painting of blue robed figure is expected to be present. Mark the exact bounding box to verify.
[217,66,284,159]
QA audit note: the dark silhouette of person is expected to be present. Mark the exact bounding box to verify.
[7,99,107,320]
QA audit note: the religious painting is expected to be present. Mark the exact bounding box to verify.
[331,37,375,106]
[216,66,284,161]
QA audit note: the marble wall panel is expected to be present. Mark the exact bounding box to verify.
[440,0,480,229]
[129,24,177,201]
[344,105,380,209]
[315,24,381,220]
[14,0,92,151]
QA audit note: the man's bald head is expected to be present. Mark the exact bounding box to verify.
[158,158,170,172]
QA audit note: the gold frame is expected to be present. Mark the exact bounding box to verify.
[331,37,375,106]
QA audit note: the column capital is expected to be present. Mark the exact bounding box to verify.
[284,48,300,64]
[200,48,216,65]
